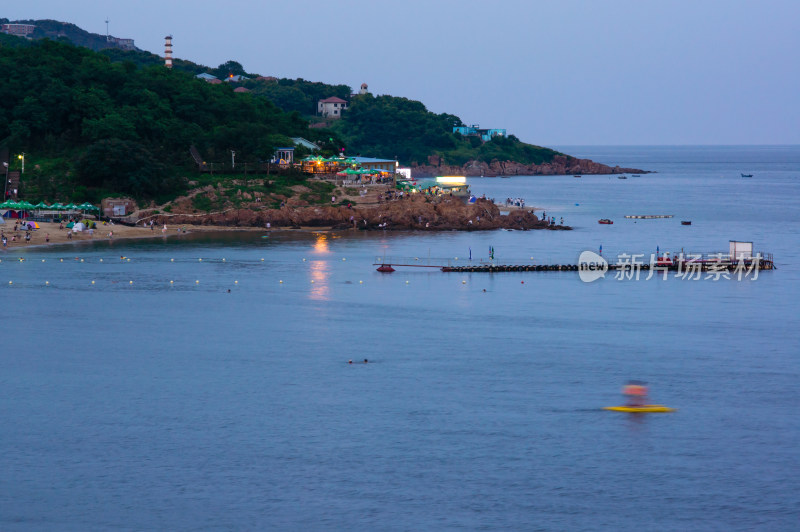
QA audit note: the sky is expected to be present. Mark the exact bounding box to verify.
[6,0,800,146]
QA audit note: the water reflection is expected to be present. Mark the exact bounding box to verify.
[309,234,332,300]
[312,233,331,254]
[308,260,330,301]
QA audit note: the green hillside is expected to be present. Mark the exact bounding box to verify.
[1,20,563,205]
[0,37,311,201]
[333,94,560,166]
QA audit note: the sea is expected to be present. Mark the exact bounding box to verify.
[1,146,798,531]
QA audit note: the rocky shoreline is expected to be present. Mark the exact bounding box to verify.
[412,155,648,177]
[153,196,570,232]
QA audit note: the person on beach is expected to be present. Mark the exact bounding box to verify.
[67,230,71,240]
[108,231,113,239]
[45,233,49,243]
[2,236,6,247]
[25,232,30,243]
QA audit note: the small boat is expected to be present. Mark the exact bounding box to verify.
[681,221,692,226]
[376,264,395,273]
[741,173,753,178]
[598,219,613,225]
[604,405,675,413]
[631,174,641,177]
[617,175,627,179]
[573,175,582,178]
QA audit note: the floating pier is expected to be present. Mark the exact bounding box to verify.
[374,253,775,273]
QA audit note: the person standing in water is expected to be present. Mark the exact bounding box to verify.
[623,381,649,407]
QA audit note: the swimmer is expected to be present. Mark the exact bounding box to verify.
[623,380,649,407]
[348,360,353,364]
[364,359,368,364]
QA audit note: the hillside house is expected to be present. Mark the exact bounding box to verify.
[318,97,348,118]
[1,24,36,37]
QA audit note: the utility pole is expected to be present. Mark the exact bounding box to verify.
[231,150,236,170]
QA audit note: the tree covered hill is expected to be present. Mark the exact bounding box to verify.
[1,19,565,204]
[1,17,138,52]
[333,94,561,166]
[0,36,318,200]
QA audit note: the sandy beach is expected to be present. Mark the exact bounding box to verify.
[0,220,273,251]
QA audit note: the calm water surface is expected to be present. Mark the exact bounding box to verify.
[1,146,798,530]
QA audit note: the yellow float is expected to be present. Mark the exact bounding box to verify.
[603,405,676,413]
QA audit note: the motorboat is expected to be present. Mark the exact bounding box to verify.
[598,219,613,225]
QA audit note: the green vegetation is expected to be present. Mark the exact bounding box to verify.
[0,19,566,209]
[0,37,308,202]
[245,78,351,116]
[333,94,561,166]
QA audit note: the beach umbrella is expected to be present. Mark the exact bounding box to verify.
[64,203,78,210]
[49,202,66,210]
[0,200,17,208]
[343,168,361,175]
[34,201,49,209]
[18,201,35,210]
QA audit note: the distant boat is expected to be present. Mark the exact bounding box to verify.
[681,221,692,226]
[618,175,627,179]
[741,173,753,178]
[631,174,641,177]
[573,175,582,178]
[598,219,613,225]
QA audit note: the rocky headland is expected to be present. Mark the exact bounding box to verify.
[413,155,647,177]
[151,196,568,232]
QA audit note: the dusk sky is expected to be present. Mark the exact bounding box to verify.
[7,1,799,146]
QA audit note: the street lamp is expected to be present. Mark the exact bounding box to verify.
[17,153,25,174]
[231,150,236,170]
[2,162,8,200]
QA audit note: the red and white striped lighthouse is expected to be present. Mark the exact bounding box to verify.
[164,35,173,69]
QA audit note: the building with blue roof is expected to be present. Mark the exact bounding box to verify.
[453,124,507,142]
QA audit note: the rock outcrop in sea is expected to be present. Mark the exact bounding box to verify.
[413,155,647,176]
[155,196,568,231]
